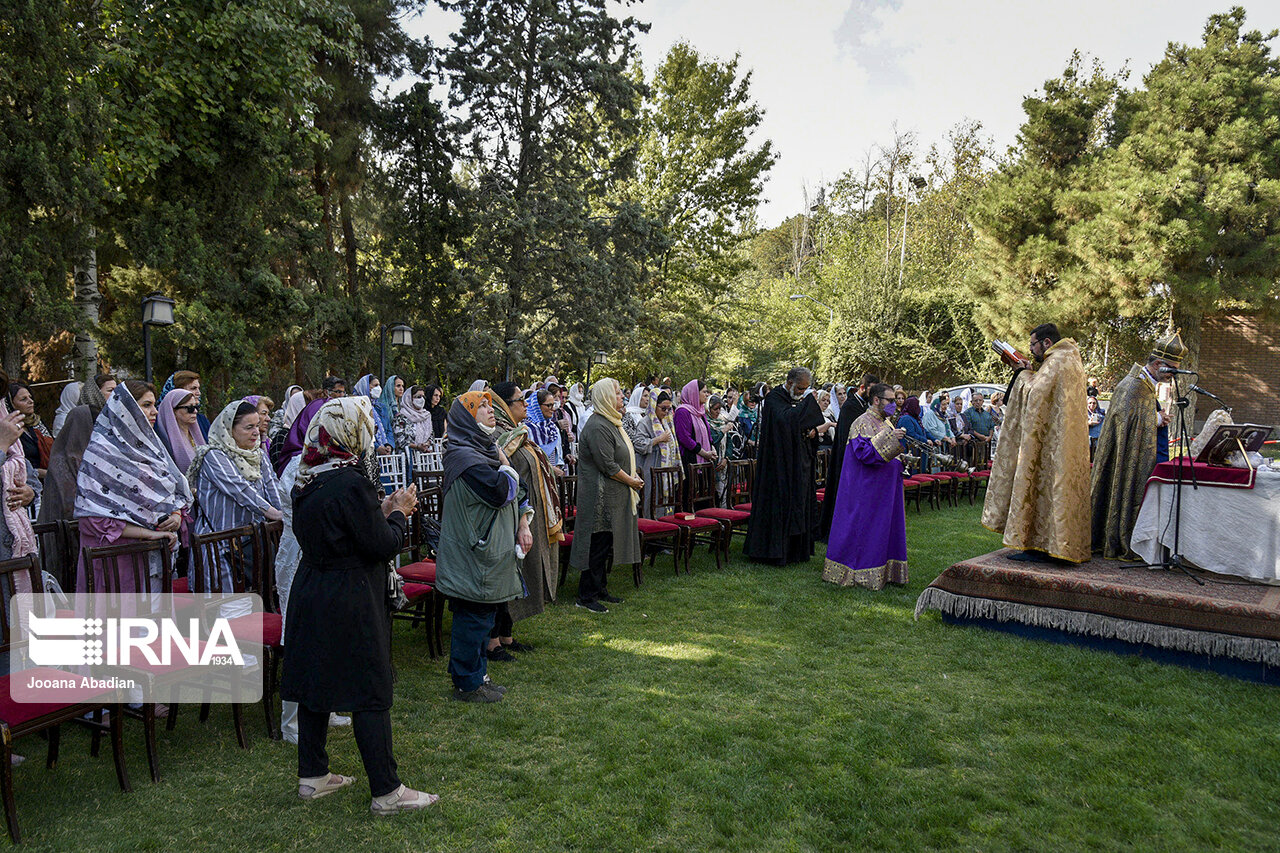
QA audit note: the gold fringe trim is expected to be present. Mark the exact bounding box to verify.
[914,588,1280,666]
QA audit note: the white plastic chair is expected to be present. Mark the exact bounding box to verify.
[379,452,408,492]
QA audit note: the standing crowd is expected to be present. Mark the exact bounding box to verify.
[1,358,1045,816]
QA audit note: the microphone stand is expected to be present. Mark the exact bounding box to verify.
[1139,371,1204,585]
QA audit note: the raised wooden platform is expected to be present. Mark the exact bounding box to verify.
[915,549,1280,681]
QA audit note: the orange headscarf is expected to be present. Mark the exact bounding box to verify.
[456,390,491,420]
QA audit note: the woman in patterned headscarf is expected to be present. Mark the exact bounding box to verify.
[74,381,192,593]
[488,382,563,655]
[280,397,433,812]
[186,400,282,592]
[525,388,564,471]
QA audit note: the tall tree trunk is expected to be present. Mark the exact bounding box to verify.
[1168,299,1203,454]
[73,226,100,380]
[314,160,333,293]
[1,334,19,377]
[340,193,358,298]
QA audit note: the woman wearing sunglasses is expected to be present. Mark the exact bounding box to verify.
[156,388,208,474]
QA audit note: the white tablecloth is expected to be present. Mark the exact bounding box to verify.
[1130,467,1280,582]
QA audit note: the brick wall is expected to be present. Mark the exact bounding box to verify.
[1196,313,1280,428]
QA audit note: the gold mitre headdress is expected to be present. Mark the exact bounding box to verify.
[1151,330,1185,366]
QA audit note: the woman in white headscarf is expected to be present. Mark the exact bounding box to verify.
[51,382,82,437]
[568,382,589,422]
[187,400,282,592]
[624,384,671,504]
[393,385,435,450]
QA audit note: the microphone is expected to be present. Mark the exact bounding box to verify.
[1190,384,1230,411]
[1159,366,1198,376]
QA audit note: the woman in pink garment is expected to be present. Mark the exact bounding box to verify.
[74,381,192,594]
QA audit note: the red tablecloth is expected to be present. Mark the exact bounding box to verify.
[1147,459,1255,489]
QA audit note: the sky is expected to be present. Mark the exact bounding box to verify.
[402,1,1280,227]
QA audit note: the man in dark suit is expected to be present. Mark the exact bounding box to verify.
[819,373,879,540]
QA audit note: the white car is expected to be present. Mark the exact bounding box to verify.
[934,383,1005,404]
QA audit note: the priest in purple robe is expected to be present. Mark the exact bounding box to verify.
[822,383,909,590]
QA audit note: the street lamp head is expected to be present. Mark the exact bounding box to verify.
[592,351,607,365]
[141,292,176,326]
[789,294,804,301]
[388,322,414,348]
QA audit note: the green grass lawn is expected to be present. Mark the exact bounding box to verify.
[11,502,1280,851]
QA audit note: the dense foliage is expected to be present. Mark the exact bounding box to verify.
[3,3,1279,405]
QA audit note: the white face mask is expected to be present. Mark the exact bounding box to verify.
[369,385,382,399]
[413,397,426,410]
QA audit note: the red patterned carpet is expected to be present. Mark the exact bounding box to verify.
[915,550,1280,667]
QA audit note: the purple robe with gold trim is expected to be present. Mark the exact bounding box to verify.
[822,411,908,590]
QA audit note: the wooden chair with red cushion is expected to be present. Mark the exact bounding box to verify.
[0,553,132,843]
[902,476,924,513]
[30,521,65,592]
[82,538,196,781]
[391,502,442,659]
[188,524,264,750]
[556,475,578,596]
[60,519,81,593]
[651,466,723,572]
[253,519,286,738]
[726,459,754,513]
[970,466,992,503]
[635,480,681,585]
[690,461,747,560]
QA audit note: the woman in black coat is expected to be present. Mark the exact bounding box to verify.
[279,398,435,814]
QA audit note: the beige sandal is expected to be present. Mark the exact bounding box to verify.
[370,784,439,815]
[298,772,356,800]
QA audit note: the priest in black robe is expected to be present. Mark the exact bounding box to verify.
[818,373,879,540]
[744,367,827,565]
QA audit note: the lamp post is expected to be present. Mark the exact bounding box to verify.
[898,175,927,290]
[789,293,834,325]
[379,322,414,382]
[504,339,519,383]
[585,350,607,388]
[141,291,176,384]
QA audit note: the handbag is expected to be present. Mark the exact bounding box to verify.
[387,563,408,610]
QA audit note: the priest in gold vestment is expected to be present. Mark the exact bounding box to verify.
[1090,331,1185,558]
[981,324,1090,563]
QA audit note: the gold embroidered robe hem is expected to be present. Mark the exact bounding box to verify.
[822,557,908,590]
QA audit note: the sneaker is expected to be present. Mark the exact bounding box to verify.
[505,640,535,653]
[329,713,352,727]
[299,772,356,800]
[575,600,608,613]
[370,784,439,816]
[452,684,503,703]
[600,593,624,604]
[481,675,508,695]
[485,646,515,662]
